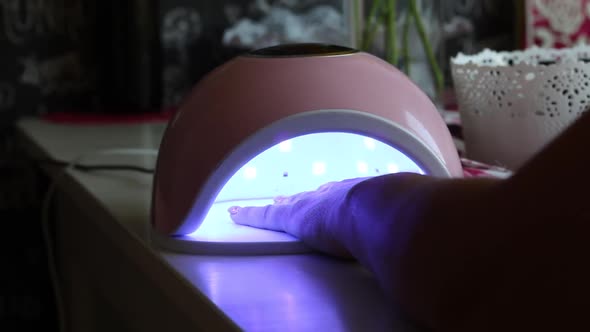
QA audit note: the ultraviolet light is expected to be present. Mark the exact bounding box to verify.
[188,132,424,239]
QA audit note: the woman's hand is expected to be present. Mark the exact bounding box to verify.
[229,177,370,257]
[228,172,503,330]
[227,172,442,258]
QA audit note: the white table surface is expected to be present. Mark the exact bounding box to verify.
[17,117,422,332]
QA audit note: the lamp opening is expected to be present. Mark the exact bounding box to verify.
[187,132,424,241]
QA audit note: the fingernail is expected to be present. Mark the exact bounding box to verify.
[228,206,240,215]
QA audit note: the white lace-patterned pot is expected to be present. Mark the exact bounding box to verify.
[451,46,590,170]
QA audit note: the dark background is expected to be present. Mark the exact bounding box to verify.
[0,0,519,122]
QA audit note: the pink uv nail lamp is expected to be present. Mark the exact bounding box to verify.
[151,44,462,255]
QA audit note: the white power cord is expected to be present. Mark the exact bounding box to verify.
[41,148,158,332]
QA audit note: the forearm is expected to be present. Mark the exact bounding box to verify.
[338,111,590,330]
[338,174,502,329]
[458,111,590,330]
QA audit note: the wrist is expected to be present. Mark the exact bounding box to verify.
[337,173,441,273]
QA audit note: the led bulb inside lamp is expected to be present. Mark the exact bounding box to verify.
[188,132,424,241]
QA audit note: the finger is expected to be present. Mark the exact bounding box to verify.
[229,204,288,232]
[275,179,365,207]
[273,196,288,204]
[275,189,315,205]
[273,196,292,204]
[274,178,370,206]
[317,181,337,192]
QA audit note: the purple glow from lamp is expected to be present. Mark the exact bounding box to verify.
[151,44,463,255]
